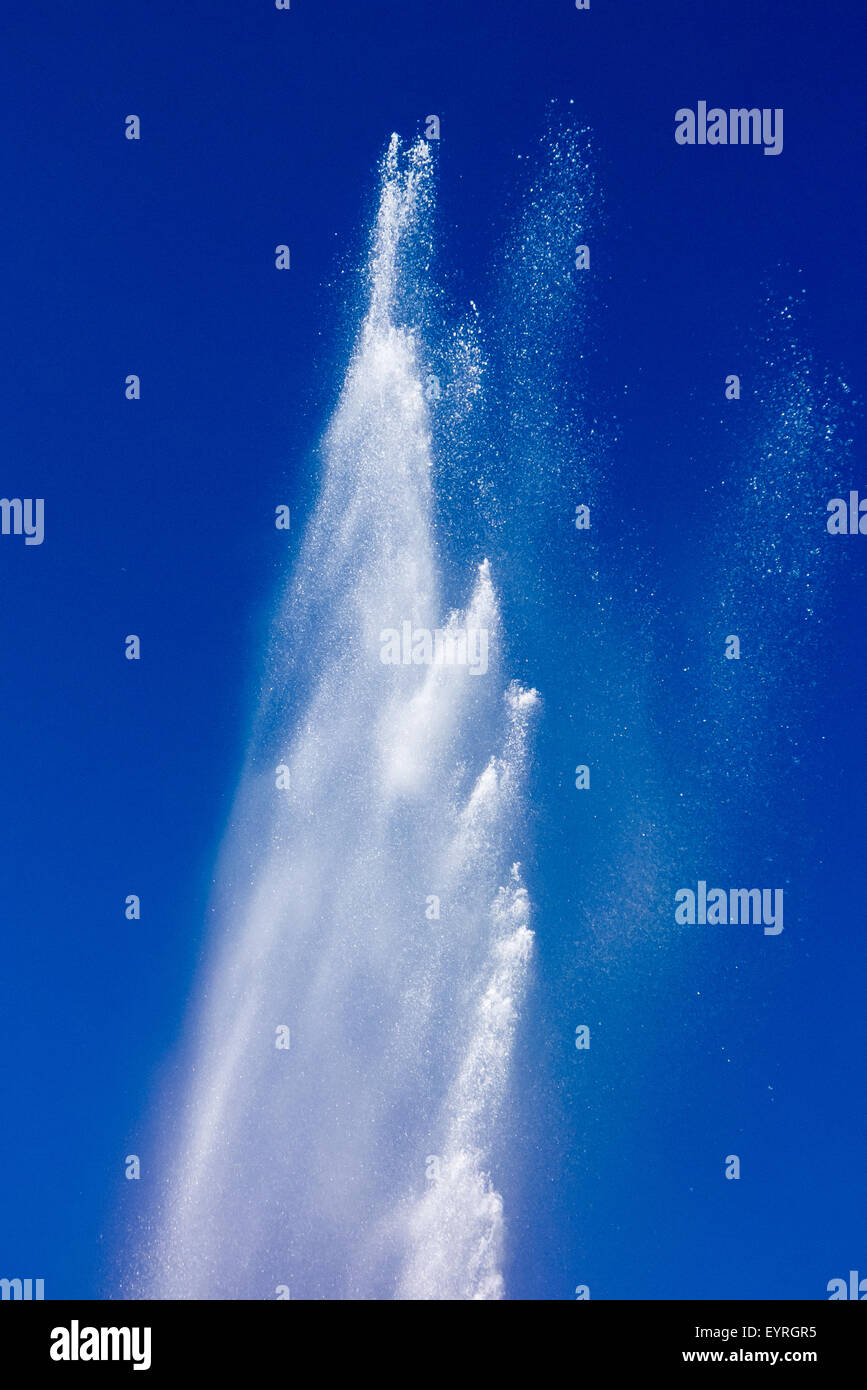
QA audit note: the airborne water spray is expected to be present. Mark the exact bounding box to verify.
[138,137,539,1301]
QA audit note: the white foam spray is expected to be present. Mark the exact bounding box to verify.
[141,137,538,1301]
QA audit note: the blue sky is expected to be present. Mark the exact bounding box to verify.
[1,0,865,1299]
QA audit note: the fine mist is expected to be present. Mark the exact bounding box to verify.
[139,137,539,1301]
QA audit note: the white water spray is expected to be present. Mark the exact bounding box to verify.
[142,137,538,1301]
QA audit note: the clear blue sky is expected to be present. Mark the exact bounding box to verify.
[1,0,865,1299]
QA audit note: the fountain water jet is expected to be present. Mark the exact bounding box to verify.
[140,136,538,1301]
